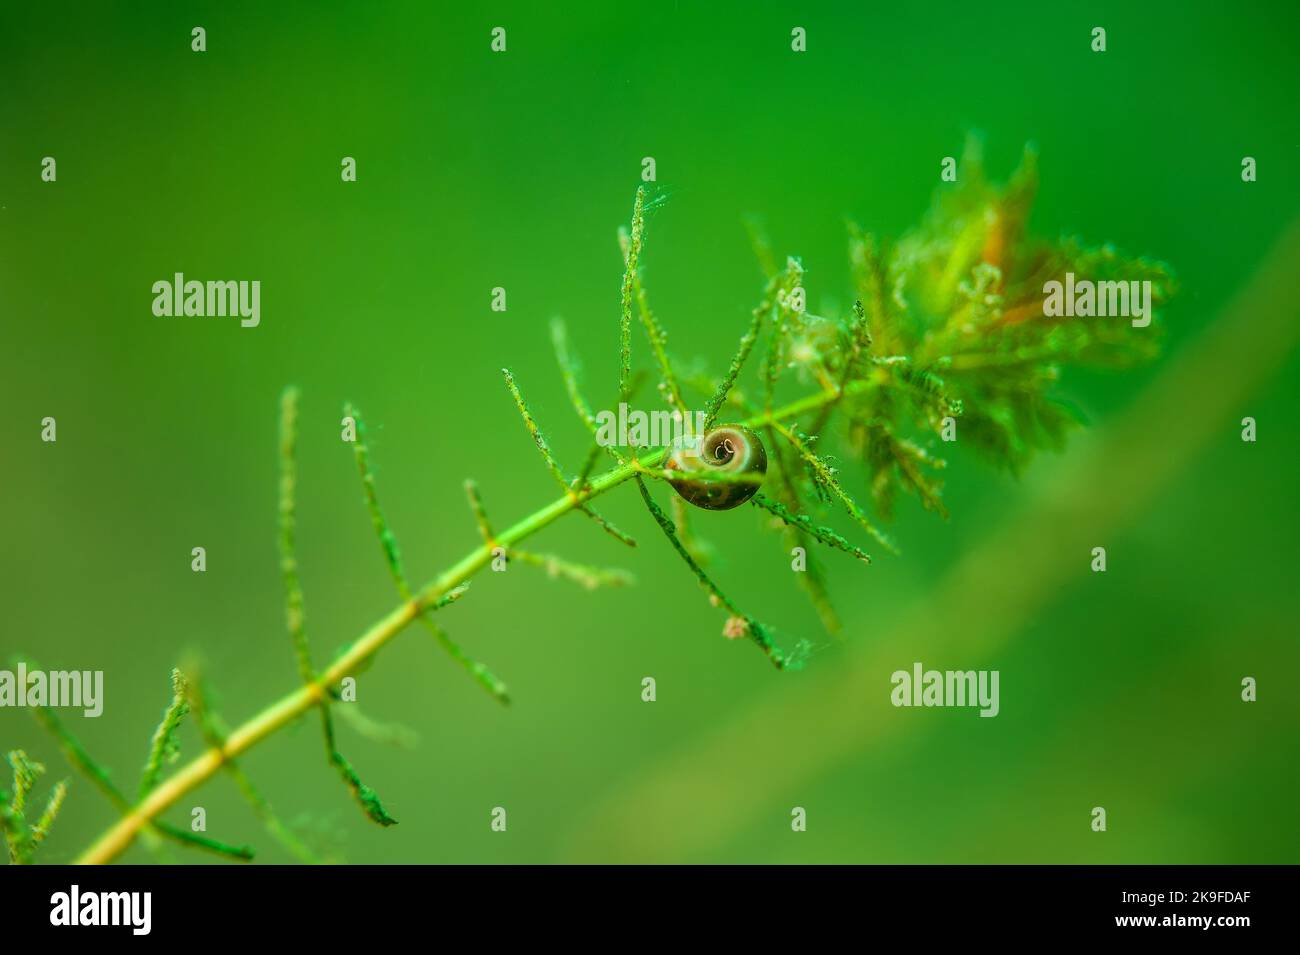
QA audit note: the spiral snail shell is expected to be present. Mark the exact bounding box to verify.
[664,424,767,510]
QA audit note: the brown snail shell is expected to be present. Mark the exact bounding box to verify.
[664,424,767,510]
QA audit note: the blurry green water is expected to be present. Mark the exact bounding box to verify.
[1,1,1297,863]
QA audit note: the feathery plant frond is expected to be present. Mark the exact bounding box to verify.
[845,138,1175,479]
[26,149,1173,864]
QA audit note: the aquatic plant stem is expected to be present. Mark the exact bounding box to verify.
[73,381,871,864]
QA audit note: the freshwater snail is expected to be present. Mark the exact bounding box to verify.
[664,424,767,510]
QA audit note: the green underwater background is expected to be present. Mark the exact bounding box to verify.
[2,0,1298,863]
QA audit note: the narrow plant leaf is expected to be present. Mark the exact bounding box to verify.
[319,707,397,827]
[346,401,408,592]
[188,672,323,864]
[670,493,713,567]
[744,216,780,280]
[464,478,495,544]
[572,441,605,493]
[280,387,314,683]
[751,493,873,564]
[30,707,119,809]
[704,278,778,429]
[501,368,569,490]
[503,367,637,548]
[7,750,39,818]
[162,828,255,861]
[347,404,509,702]
[761,259,804,411]
[336,705,420,750]
[550,316,626,469]
[771,420,898,555]
[764,429,842,635]
[279,396,404,819]
[809,299,872,437]
[3,750,42,863]
[2,794,30,864]
[634,475,796,670]
[620,222,688,417]
[31,706,251,861]
[637,464,767,488]
[30,780,67,850]
[619,186,646,403]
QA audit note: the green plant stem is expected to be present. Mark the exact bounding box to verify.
[73,379,874,865]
